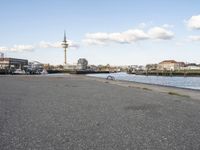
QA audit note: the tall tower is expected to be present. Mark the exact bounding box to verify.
[62,31,69,65]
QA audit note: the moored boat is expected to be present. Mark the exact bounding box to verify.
[13,69,26,75]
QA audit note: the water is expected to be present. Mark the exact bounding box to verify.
[87,72,200,90]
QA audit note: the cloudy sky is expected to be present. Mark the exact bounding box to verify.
[0,0,200,65]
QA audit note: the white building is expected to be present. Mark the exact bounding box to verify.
[181,64,200,70]
[64,64,76,70]
[158,60,185,71]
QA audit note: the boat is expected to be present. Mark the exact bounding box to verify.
[13,69,26,75]
[41,69,48,75]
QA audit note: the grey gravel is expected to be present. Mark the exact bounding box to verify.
[1,75,200,150]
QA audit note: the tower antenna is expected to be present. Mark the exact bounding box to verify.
[62,30,68,65]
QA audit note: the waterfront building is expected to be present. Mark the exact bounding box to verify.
[158,60,177,70]
[66,65,77,70]
[182,63,200,70]
[158,60,185,71]
[96,64,121,72]
[128,65,138,73]
[145,64,158,71]
[176,62,185,70]
[97,65,110,72]
[87,65,98,71]
[44,64,64,70]
[0,57,28,70]
[27,61,44,73]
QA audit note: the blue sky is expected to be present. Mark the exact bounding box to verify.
[0,0,200,65]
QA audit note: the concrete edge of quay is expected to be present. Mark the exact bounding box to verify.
[81,75,200,101]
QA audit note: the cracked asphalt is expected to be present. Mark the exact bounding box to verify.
[1,75,200,150]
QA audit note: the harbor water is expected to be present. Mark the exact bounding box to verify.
[87,72,200,90]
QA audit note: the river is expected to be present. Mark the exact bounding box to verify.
[87,72,200,90]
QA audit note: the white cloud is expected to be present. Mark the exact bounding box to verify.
[0,45,34,53]
[82,33,109,45]
[0,40,80,53]
[122,29,149,42]
[148,27,174,40]
[187,14,200,29]
[188,35,200,41]
[39,40,80,49]
[83,27,174,45]
[39,41,62,48]
[82,38,108,45]
[83,29,149,45]
[162,24,174,28]
[67,41,80,49]
[10,45,34,52]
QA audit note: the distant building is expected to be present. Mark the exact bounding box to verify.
[97,64,110,72]
[0,58,28,70]
[158,60,185,71]
[76,58,88,70]
[158,60,177,70]
[145,64,158,71]
[182,63,200,70]
[65,65,76,70]
[176,62,185,69]
[88,65,98,71]
[28,61,44,72]
[127,65,145,73]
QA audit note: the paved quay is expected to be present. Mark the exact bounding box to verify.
[1,75,200,150]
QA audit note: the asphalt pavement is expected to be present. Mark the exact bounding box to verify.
[1,75,200,150]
